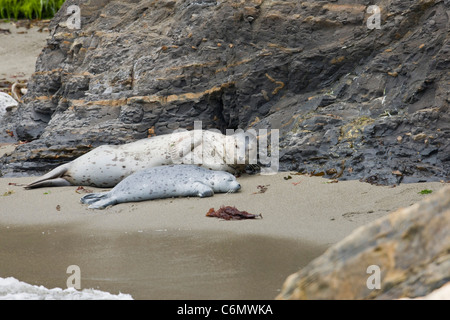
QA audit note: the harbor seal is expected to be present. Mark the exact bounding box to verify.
[0,92,18,116]
[80,165,241,209]
[25,128,257,189]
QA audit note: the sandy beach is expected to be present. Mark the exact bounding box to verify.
[0,21,48,83]
[0,20,448,300]
[0,142,447,299]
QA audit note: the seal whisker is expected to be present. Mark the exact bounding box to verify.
[226,189,236,195]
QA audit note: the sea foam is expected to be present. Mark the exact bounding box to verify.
[0,277,133,300]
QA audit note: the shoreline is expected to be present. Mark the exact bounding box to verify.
[1,174,446,243]
[0,169,446,299]
[0,15,448,299]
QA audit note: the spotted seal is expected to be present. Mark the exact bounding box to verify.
[25,129,256,189]
[80,165,241,209]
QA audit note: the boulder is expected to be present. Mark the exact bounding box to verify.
[0,0,449,182]
[400,282,450,300]
[276,185,450,300]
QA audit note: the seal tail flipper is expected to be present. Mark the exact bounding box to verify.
[25,164,71,189]
[80,192,115,209]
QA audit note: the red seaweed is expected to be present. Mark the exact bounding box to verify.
[75,186,93,194]
[252,184,269,194]
[206,206,262,220]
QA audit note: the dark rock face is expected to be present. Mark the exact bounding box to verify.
[0,0,449,183]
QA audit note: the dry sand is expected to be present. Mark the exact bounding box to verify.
[0,144,447,299]
[1,169,446,243]
[1,145,445,244]
[0,21,49,82]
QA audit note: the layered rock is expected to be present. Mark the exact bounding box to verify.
[0,0,449,183]
[400,282,450,300]
[276,185,450,300]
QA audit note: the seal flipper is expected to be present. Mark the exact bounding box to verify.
[192,181,214,198]
[25,164,72,189]
[80,192,116,209]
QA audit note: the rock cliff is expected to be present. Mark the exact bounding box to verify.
[0,0,449,183]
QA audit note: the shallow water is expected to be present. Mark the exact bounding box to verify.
[0,225,326,299]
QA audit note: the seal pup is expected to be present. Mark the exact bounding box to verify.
[80,165,241,209]
[25,129,256,189]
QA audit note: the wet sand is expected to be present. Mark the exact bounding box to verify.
[0,167,446,299]
[0,226,323,299]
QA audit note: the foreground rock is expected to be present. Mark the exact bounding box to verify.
[0,0,449,183]
[277,185,450,300]
[400,282,450,300]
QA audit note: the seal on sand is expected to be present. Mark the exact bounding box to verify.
[0,92,18,116]
[80,165,241,209]
[25,129,256,189]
